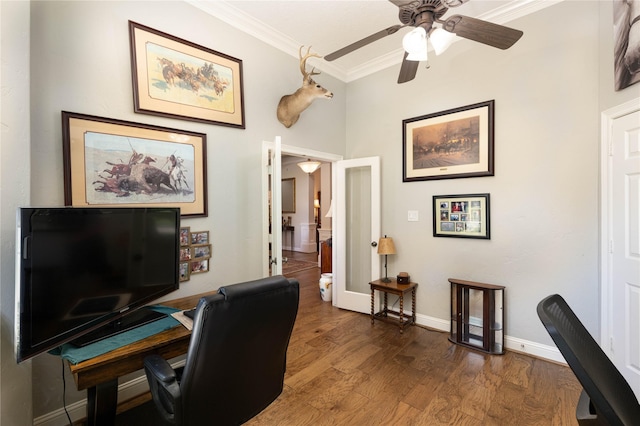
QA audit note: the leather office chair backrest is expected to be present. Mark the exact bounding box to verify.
[537,294,640,425]
[179,276,299,425]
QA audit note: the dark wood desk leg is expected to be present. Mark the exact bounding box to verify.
[412,288,416,324]
[399,293,405,333]
[370,287,375,324]
[383,293,388,317]
[87,380,118,426]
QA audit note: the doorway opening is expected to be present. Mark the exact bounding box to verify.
[262,139,342,277]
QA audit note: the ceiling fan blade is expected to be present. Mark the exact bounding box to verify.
[397,52,419,84]
[442,15,523,50]
[325,25,404,61]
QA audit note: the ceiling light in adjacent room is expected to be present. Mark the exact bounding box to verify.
[297,159,321,174]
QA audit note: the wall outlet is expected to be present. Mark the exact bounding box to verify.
[408,210,419,222]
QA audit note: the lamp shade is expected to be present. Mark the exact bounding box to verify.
[402,27,428,62]
[377,236,396,255]
[430,27,456,55]
[325,199,333,218]
[297,159,321,174]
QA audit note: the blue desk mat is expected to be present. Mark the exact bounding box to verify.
[50,305,181,365]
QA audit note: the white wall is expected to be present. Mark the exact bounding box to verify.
[345,0,605,346]
[1,2,34,425]
[24,0,346,419]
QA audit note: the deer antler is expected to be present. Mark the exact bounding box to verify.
[299,46,322,80]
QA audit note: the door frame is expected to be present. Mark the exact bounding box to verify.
[600,98,640,348]
[262,139,342,277]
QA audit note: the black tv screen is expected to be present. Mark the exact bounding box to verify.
[15,207,180,362]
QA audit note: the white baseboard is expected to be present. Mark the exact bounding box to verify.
[34,359,185,426]
[414,313,565,364]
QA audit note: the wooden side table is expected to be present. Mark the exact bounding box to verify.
[369,278,418,333]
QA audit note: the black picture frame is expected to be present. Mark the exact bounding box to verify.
[403,100,495,182]
[433,193,490,239]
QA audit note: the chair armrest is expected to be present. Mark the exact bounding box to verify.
[144,354,182,424]
[144,354,177,383]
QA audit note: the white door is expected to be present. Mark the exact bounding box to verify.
[334,156,381,313]
[602,99,640,399]
[262,137,282,276]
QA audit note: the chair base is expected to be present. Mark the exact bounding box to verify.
[576,390,600,425]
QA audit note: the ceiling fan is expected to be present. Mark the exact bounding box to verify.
[324,0,524,84]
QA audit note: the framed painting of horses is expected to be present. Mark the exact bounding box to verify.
[62,111,208,217]
[129,21,245,129]
[402,100,494,182]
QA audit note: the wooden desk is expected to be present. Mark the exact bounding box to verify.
[68,291,213,426]
[369,278,417,333]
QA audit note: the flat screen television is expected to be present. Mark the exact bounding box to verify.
[15,207,180,362]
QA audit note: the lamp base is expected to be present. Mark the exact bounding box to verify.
[381,277,391,283]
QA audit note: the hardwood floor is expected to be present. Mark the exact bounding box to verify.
[249,251,582,425]
[115,250,582,425]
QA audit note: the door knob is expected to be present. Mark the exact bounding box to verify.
[371,241,377,247]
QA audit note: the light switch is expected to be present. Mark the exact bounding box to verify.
[408,210,419,222]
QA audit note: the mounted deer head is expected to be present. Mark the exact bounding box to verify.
[277,46,333,128]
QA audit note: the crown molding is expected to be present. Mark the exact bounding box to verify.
[187,0,563,83]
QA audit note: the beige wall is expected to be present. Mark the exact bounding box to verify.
[1,2,34,425]
[1,0,638,423]
[345,0,637,348]
[11,0,347,420]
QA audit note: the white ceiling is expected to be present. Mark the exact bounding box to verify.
[188,0,561,82]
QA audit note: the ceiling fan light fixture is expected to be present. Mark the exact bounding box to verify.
[297,159,321,174]
[402,27,428,62]
[430,27,456,55]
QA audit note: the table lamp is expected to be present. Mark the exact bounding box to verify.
[377,235,396,283]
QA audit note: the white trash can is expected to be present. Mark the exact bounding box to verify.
[319,273,332,302]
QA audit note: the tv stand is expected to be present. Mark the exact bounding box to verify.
[71,308,167,347]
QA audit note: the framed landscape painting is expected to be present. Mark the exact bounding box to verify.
[62,111,208,217]
[129,21,245,128]
[403,100,494,182]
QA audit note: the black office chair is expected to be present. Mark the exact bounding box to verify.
[537,294,640,425]
[144,276,299,425]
